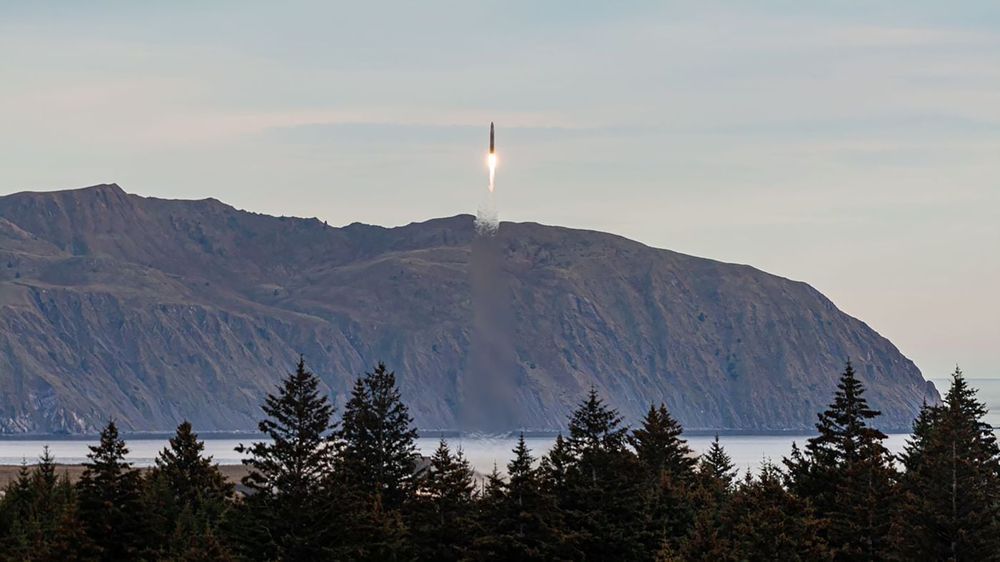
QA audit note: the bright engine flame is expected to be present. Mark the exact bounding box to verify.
[487,153,497,192]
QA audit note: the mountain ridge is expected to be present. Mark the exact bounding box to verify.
[0,184,938,434]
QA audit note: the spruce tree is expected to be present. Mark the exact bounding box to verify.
[156,421,233,510]
[328,362,417,561]
[31,447,80,560]
[704,461,830,561]
[538,433,574,496]
[0,451,91,561]
[536,433,582,558]
[0,461,35,559]
[147,420,234,558]
[33,446,58,504]
[44,489,91,562]
[783,361,896,560]
[682,436,739,561]
[482,462,505,502]
[558,388,646,559]
[568,388,629,459]
[699,435,737,491]
[627,402,699,554]
[411,440,477,561]
[472,462,506,556]
[233,357,337,561]
[630,403,696,481]
[508,434,539,508]
[891,368,1000,559]
[338,361,419,510]
[76,420,148,560]
[475,434,567,560]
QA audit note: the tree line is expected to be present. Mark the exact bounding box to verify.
[1,359,998,561]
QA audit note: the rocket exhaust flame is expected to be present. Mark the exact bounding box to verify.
[488,153,497,193]
[476,122,499,236]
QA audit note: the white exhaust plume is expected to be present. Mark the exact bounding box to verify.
[476,189,498,237]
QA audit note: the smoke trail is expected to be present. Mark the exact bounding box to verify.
[463,126,516,432]
[475,189,498,237]
[464,216,519,432]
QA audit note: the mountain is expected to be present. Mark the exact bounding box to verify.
[0,184,937,434]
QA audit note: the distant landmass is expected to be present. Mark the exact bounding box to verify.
[0,184,938,434]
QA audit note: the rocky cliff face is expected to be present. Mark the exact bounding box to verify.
[0,184,937,434]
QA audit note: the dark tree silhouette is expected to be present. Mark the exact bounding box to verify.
[146,420,234,558]
[411,440,477,561]
[76,421,147,560]
[699,435,737,491]
[234,357,337,561]
[891,368,1000,559]
[338,361,419,510]
[784,361,896,560]
[630,403,696,481]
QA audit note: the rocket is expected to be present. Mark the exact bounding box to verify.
[486,122,497,192]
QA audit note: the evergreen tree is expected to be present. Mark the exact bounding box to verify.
[327,362,417,561]
[233,357,337,561]
[556,388,646,559]
[0,453,89,562]
[630,402,699,554]
[338,361,419,510]
[147,420,234,558]
[783,361,896,560]
[473,462,507,556]
[698,461,830,561]
[677,514,732,562]
[32,446,59,508]
[568,387,629,460]
[538,433,574,496]
[156,421,233,510]
[476,434,566,560]
[630,403,696,481]
[43,491,91,562]
[536,433,581,558]
[891,368,1000,560]
[482,462,505,502]
[699,435,737,491]
[507,434,539,510]
[0,461,35,560]
[32,447,82,560]
[411,439,477,561]
[681,436,739,561]
[76,420,148,560]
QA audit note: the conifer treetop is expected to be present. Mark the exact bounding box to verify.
[568,387,628,456]
[237,357,337,498]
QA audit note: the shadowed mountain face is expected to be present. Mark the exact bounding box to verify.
[0,184,937,434]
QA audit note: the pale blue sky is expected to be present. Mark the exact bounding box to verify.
[1,1,998,379]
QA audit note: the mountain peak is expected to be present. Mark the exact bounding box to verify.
[1,182,124,200]
[0,184,935,434]
[75,182,125,194]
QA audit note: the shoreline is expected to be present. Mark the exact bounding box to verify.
[0,463,251,488]
[0,428,921,441]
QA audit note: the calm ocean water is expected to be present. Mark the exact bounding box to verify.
[0,378,995,475]
[0,434,912,475]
